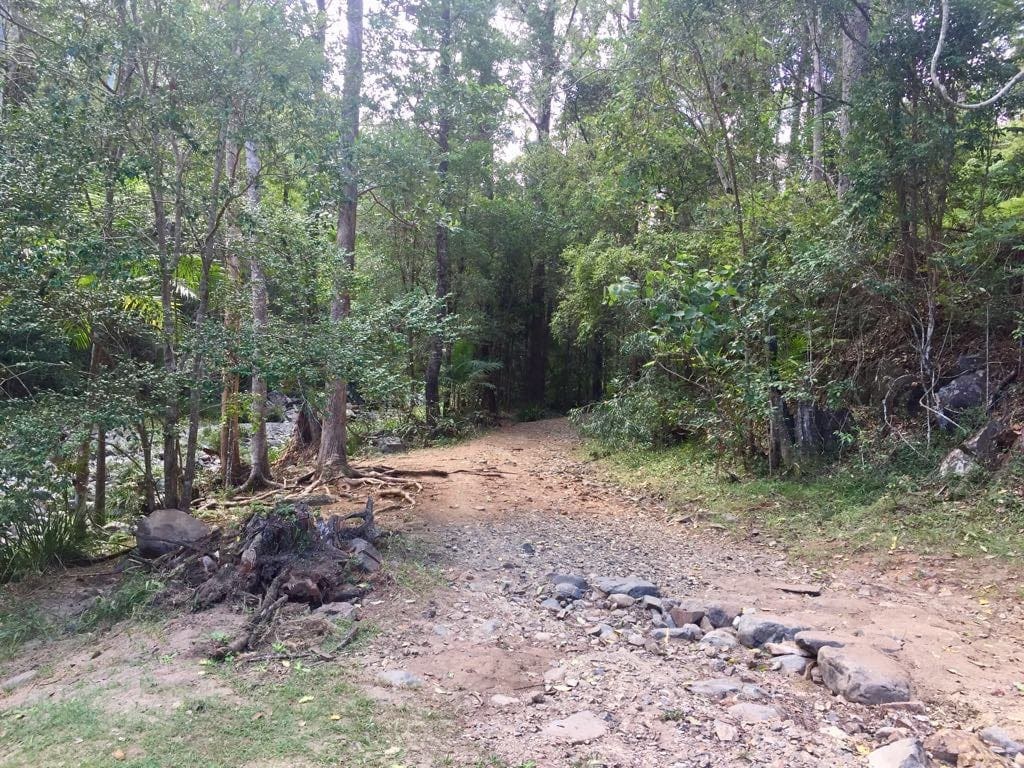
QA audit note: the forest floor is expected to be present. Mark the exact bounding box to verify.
[2,418,1024,767]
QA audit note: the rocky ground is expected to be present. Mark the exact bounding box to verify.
[353,419,1024,767]
[3,418,1024,767]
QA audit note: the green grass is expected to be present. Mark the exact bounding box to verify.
[0,665,448,768]
[73,574,163,632]
[0,573,162,659]
[0,605,54,660]
[592,438,1024,559]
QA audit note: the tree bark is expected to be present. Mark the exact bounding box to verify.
[241,140,274,489]
[838,0,869,196]
[182,123,229,510]
[425,0,452,428]
[810,12,825,183]
[319,0,363,474]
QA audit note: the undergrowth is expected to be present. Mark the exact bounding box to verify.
[592,437,1024,558]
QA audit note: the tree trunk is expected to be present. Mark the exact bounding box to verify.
[150,148,182,510]
[524,259,548,404]
[838,0,869,196]
[810,12,825,183]
[182,124,229,510]
[242,140,274,489]
[139,420,156,514]
[94,424,106,525]
[319,0,363,475]
[219,132,245,488]
[788,41,809,169]
[425,0,452,429]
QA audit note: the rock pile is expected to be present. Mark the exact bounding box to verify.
[540,571,1022,767]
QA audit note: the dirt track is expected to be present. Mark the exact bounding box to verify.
[356,418,1024,766]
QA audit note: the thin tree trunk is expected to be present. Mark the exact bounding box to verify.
[788,42,809,168]
[838,0,869,196]
[425,0,452,428]
[94,425,106,525]
[810,12,825,183]
[139,420,156,513]
[150,147,182,511]
[182,122,229,510]
[241,140,274,489]
[319,0,363,474]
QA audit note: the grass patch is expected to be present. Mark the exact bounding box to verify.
[0,665,450,767]
[0,605,54,660]
[0,573,162,659]
[592,438,1024,558]
[73,574,163,632]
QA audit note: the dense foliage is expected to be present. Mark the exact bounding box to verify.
[2,0,1023,575]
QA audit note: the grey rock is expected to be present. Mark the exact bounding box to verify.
[714,720,738,742]
[818,645,912,705]
[700,628,740,650]
[964,420,1017,467]
[937,371,986,429]
[314,601,359,621]
[641,595,664,611]
[554,581,584,600]
[548,573,588,591]
[763,641,809,657]
[542,710,607,744]
[727,702,781,722]
[1,669,38,691]
[649,625,703,642]
[867,738,928,768]
[939,448,979,478]
[592,575,660,598]
[376,436,408,454]
[377,669,423,687]
[540,598,562,612]
[980,726,1024,756]
[687,678,765,702]
[347,537,383,572]
[704,602,743,629]
[669,600,705,626]
[735,614,810,647]
[795,630,850,656]
[135,509,212,558]
[608,593,636,609]
[773,654,811,675]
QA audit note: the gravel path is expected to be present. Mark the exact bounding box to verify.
[354,418,1024,767]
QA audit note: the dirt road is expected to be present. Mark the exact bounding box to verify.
[356,418,1024,766]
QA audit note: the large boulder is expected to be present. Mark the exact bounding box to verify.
[936,371,986,430]
[135,509,212,558]
[938,448,979,478]
[963,420,1017,468]
[735,614,810,648]
[794,630,852,656]
[817,645,912,705]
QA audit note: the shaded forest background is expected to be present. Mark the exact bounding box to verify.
[2,0,1024,576]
